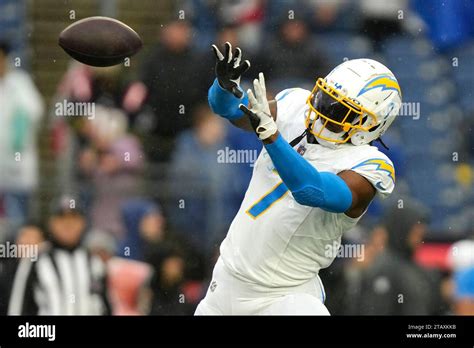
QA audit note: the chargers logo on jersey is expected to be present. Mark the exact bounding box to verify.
[352,158,395,183]
[357,75,401,97]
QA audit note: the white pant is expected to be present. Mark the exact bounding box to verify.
[195,258,330,315]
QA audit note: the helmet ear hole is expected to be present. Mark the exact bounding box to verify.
[355,115,368,126]
[369,121,386,133]
[369,125,380,133]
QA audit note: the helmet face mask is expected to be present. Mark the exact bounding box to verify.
[305,59,402,146]
[312,89,356,131]
[306,78,378,144]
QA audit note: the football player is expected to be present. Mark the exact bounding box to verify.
[195,42,401,315]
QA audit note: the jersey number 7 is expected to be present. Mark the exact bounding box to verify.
[246,181,289,219]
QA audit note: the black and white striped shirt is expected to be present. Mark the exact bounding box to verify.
[8,243,110,315]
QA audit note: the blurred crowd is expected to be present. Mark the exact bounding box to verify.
[0,0,473,315]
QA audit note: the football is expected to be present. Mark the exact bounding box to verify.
[58,16,142,67]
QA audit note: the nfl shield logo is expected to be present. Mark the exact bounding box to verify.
[297,145,307,156]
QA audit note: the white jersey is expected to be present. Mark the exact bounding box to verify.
[219,88,396,288]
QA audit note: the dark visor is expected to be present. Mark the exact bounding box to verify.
[312,90,358,125]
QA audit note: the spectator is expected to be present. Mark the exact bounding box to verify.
[184,0,265,53]
[7,197,110,315]
[359,0,407,50]
[86,229,155,316]
[343,199,444,315]
[117,200,202,315]
[214,24,263,89]
[215,24,241,49]
[56,63,146,116]
[148,247,190,315]
[320,224,387,315]
[80,106,145,239]
[52,63,148,211]
[15,222,45,248]
[257,16,329,88]
[0,41,44,232]
[181,0,219,52]
[118,199,169,262]
[118,199,205,282]
[0,222,45,315]
[139,20,213,161]
[168,104,237,254]
[215,0,265,53]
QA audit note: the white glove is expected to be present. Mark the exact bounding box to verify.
[239,73,278,140]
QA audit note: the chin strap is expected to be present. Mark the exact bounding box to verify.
[289,122,319,148]
[289,129,308,147]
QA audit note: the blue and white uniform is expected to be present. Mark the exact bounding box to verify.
[196,88,395,315]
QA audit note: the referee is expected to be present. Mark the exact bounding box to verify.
[7,197,111,315]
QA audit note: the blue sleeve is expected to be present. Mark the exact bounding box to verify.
[264,134,353,213]
[208,78,248,120]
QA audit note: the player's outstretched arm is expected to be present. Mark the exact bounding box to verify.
[240,73,375,218]
[208,42,279,132]
[208,43,278,131]
[208,42,250,120]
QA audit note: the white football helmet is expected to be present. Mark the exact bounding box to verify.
[305,58,402,146]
